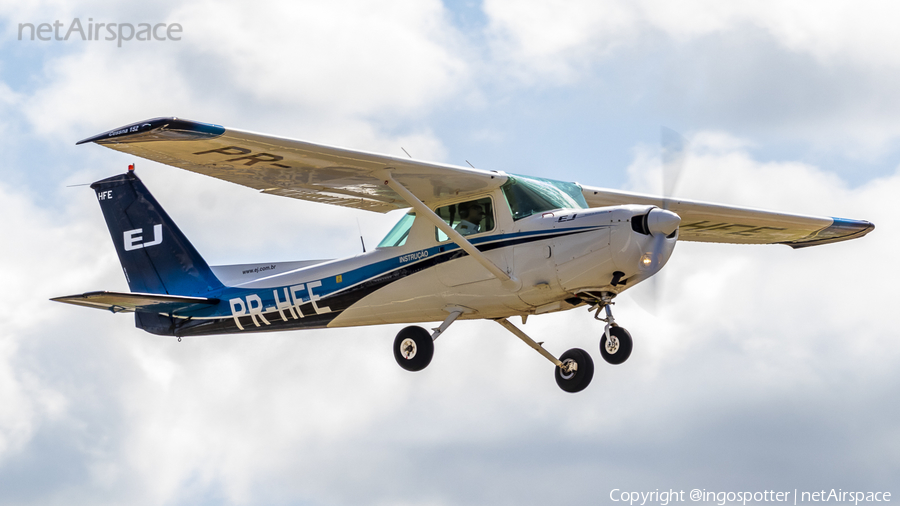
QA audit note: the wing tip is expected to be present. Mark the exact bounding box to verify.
[75,117,225,145]
[782,217,875,249]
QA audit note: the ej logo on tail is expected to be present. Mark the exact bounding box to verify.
[124,224,163,251]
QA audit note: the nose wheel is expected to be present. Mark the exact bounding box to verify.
[588,292,634,365]
[600,325,632,365]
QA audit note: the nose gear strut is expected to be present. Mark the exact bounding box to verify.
[584,292,634,365]
[591,293,617,347]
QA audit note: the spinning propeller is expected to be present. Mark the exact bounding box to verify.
[632,127,688,312]
[648,127,687,270]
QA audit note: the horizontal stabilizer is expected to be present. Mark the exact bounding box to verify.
[51,291,219,313]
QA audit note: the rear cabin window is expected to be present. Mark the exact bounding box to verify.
[377,211,415,248]
[501,174,588,220]
[435,197,495,242]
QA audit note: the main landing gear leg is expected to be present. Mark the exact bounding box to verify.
[590,293,633,365]
[494,318,594,393]
[431,310,463,341]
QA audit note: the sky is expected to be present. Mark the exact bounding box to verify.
[0,1,898,505]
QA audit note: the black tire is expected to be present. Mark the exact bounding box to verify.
[554,348,594,393]
[393,326,434,372]
[600,326,633,365]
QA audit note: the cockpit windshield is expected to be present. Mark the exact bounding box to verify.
[377,211,415,248]
[501,174,588,220]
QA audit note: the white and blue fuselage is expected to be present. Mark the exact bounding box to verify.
[63,170,676,338]
[183,205,673,336]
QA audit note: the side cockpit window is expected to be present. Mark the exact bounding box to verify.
[435,197,495,241]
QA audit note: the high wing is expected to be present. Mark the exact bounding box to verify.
[77,117,507,213]
[582,186,874,248]
[77,117,872,247]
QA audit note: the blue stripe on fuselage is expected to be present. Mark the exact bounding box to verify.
[177,225,604,320]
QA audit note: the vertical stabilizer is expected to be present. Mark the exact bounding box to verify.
[91,171,223,296]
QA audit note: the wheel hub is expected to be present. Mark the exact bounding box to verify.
[559,358,578,379]
[400,338,417,359]
[605,335,620,354]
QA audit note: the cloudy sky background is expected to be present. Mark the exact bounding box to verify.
[1,1,897,504]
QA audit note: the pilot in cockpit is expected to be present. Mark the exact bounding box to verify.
[454,202,484,236]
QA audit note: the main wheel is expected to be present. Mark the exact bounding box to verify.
[554,348,594,393]
[600,326,633,365]
[393,326,434,372]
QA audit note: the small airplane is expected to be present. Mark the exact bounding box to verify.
[53,117,875,393]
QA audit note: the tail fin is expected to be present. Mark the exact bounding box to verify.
[91,170,223,296]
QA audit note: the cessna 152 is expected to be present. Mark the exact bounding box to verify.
[53,118,874,393]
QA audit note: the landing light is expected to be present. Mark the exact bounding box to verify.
[640,253,653,267]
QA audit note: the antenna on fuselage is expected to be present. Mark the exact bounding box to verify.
[465,160,475,168]
[401,147,412,158]
[357,218,367,253]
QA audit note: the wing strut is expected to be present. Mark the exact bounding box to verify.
[377,169,522,291]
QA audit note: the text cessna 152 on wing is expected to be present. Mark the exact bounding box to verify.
[53,118,874,393]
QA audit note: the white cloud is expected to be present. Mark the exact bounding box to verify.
[173,0,468,118]
[12,0,464,166]
[485,0,900,80]
[621,131,896,385]
[0,179,107,466]
[482,0,900,155]
[484,0,638,84]
[625,130,875,215]
[21,48,194,143]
